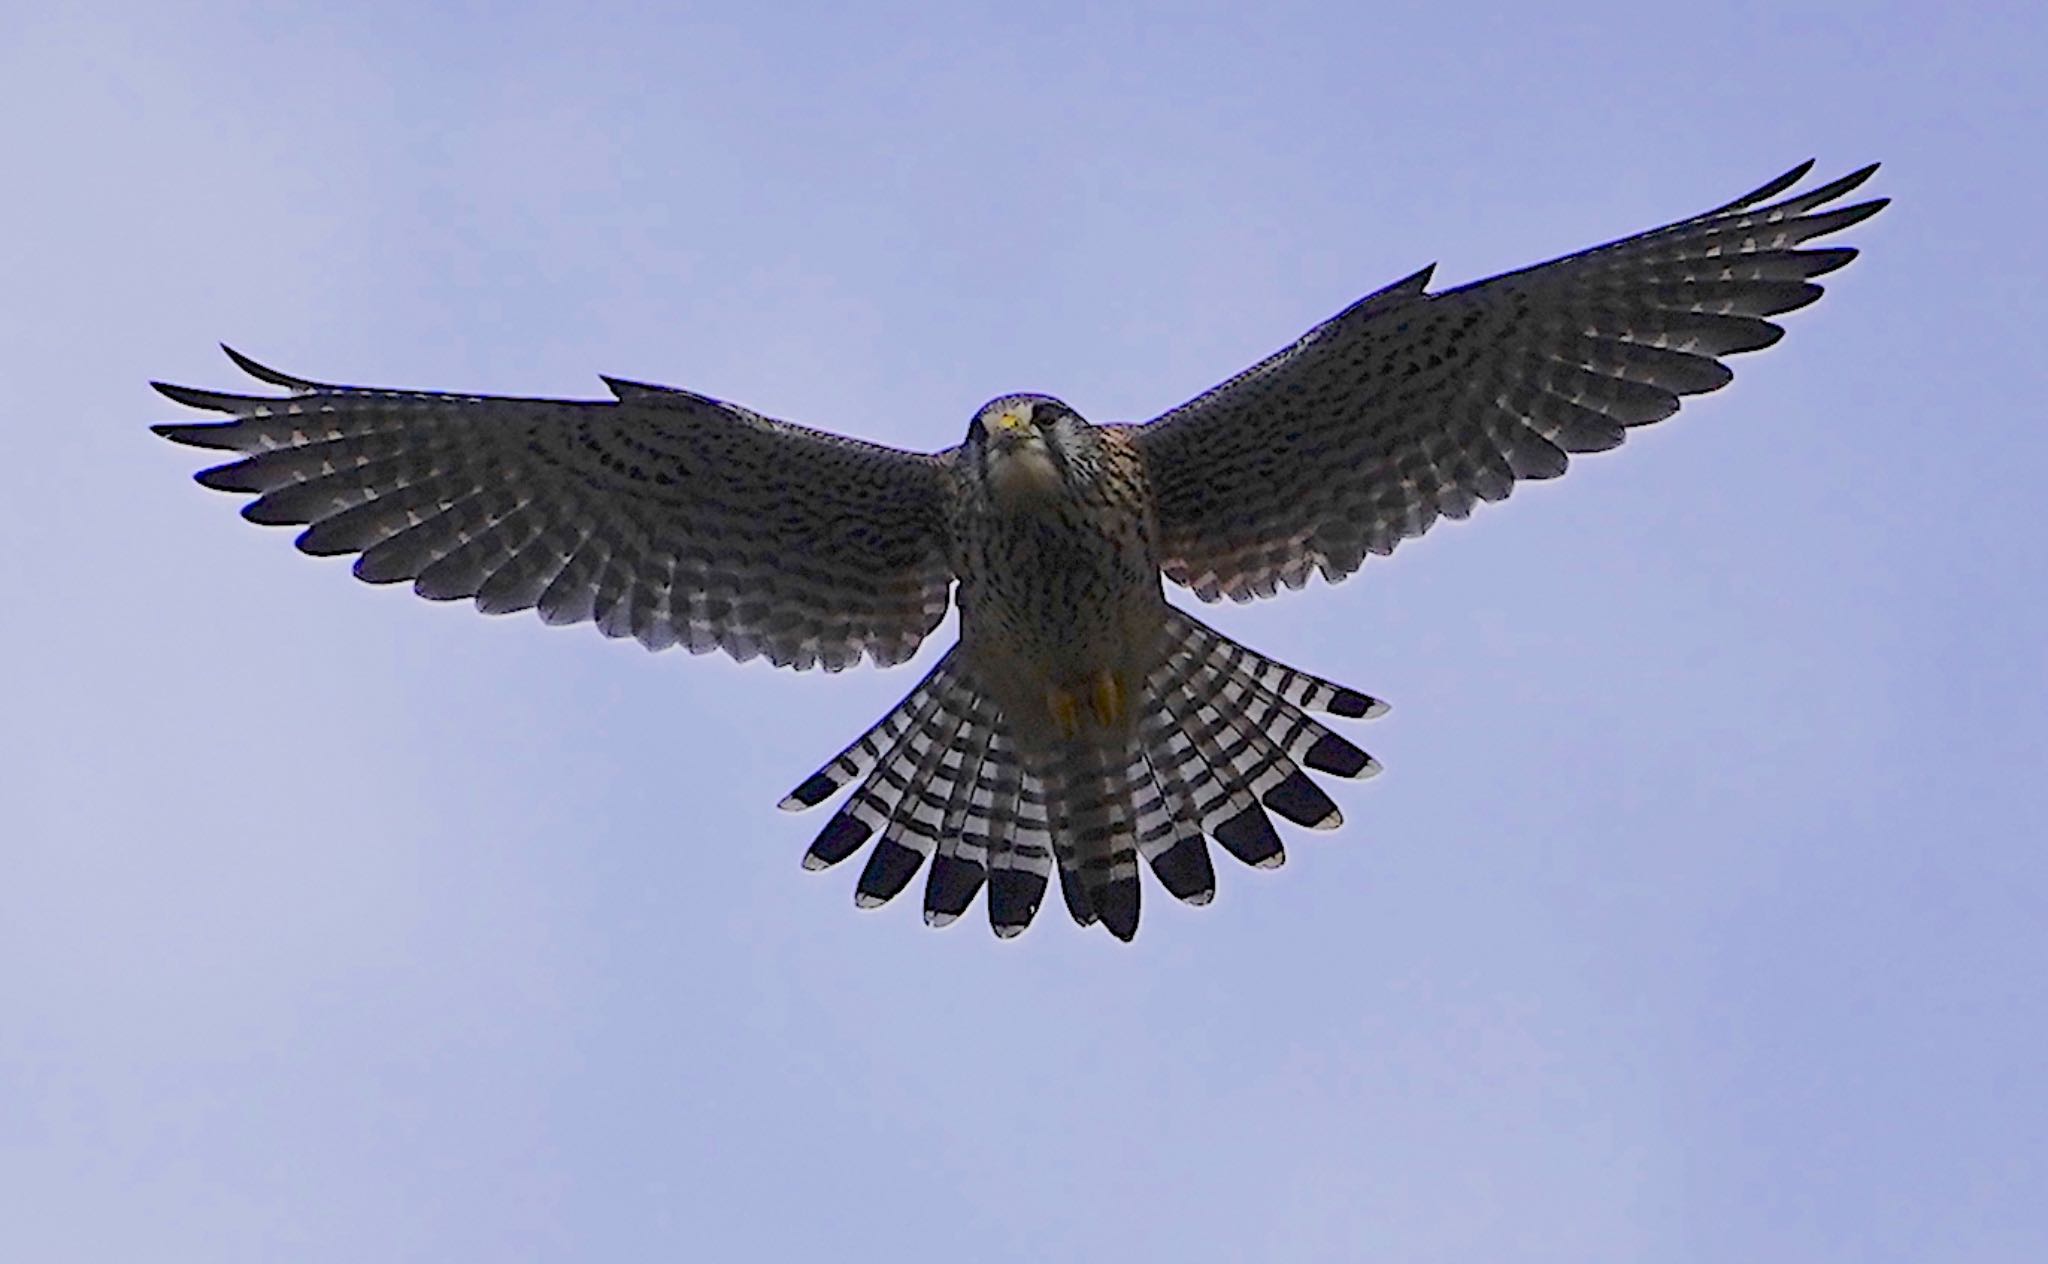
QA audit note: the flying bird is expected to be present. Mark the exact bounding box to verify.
[153,160,1885,940]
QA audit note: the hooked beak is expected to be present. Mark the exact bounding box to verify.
[989,410,1035,447]
[982,409,1062,499]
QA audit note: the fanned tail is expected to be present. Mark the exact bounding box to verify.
[779,609,1385,939]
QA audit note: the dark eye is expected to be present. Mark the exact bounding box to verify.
[1035,404,1060,427]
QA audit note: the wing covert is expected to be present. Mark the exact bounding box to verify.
[154,349,956,670]
[1130,161,1886,601]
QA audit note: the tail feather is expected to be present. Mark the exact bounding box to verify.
[781,651,962,814]
[1143,639,1288,867]
[854,687,974,907]
[1154,612,1383,826]
[794,663,958,871]
[1134,739,1218,905]
[1055,848,1096,927]
[777,608,1385,939]
[922,704,997,926]
[1180,615,1389,720]
[986,753,1054,937]
[1038,739,1145,940]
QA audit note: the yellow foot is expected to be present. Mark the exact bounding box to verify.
[1090,670,1125,727]
[1047,687,1082,740]
[1048,672,1126,739]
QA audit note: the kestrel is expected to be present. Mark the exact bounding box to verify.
[153,160,1885,940]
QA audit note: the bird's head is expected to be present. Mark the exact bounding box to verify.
[965,393,1093,504]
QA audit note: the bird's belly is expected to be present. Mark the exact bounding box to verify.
[957,508,1164,746]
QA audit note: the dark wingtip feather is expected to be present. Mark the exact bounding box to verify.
[240,493,307,527]
[194,460,262,492]
[1761,280,1827,316]
[1710,160,1815,214]
[1800,246,1860,277]
[294,520,360,557]
[1345,263,1438,321]
[1825,197,1890,232]
[151,381,252,414]
[351,551,416,585]
[1792,164,1882,211]
[601,375,677,401]
[1737,321,1787,354]
[1385,262,1437,298]
[151,420,247,450]
[220,344,326,391]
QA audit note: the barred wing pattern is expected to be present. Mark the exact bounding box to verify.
[1132,161,1886,601]
[153,350,956,670]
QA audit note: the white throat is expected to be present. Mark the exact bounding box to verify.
[988,442,1064,507]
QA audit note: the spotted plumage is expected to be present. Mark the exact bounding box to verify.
[153,160,1885,940]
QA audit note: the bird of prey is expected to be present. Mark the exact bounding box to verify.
[153,160,1885,941]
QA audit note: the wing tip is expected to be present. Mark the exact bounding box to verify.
[1712,157,1884,218]
[600,374,668,401]
[150,417,246,449]
[151,380,228,412]
[1714,159,1815,213]
[1348,263,1437,316]
[219,344,322,390]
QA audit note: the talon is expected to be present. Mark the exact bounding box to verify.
[1048,688,1081,739]
[1090,670,1124,727]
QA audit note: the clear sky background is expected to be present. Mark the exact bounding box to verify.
[4,3,2043,1260]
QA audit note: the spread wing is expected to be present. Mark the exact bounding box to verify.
[153,348,956,670]
[1128,161,1887,601]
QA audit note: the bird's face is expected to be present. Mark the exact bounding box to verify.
[967,394,1090,504]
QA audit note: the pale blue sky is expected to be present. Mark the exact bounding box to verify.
[4,3,2044,1260]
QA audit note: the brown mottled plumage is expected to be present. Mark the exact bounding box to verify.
[153,160,1885,940]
